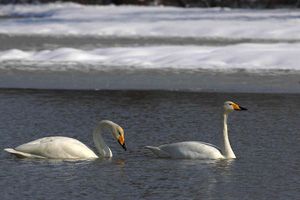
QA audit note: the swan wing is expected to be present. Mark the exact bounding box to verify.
[145,146,170,158]
[6,136,98,159]
[4,148,46,159]
[146,141,224,159]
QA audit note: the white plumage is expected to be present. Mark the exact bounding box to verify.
[4,120,126,160]
[145,101,247,160]
[146,141,224,159]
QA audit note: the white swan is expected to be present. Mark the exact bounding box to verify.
[145,101,247,159]
[4,120,126,159]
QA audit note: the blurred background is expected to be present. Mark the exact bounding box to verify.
[1,0,300,8]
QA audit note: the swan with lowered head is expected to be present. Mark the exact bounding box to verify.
[4,120,126,159]
[145,101,247,159]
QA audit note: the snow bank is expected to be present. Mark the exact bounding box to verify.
[0,3,300,40]
[1,43,299,72]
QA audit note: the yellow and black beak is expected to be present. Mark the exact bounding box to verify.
[233,103,247,111]
[118,134,127,151]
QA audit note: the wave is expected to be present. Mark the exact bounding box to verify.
[1,44,300,73]
[0,3,300,40]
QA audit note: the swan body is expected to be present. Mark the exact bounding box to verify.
[146,141,224,159]
[4,120,126,160]
[146,101,247,160]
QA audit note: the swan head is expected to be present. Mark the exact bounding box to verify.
[224,101,247,113]
[114,125,127,151]
[99,120,127,151]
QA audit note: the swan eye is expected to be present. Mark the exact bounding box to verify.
[117,127,124,136]
[117,129,123,136]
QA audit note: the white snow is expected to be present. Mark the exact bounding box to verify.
[1,43,299,72]
[1,3,300,73]
[0,3,300,39]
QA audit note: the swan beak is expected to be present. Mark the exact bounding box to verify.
[239,106,247,111]
[233,103,247,111]
[121,142,127,151]
[118,135,127,151]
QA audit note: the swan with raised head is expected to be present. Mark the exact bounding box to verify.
[145,101,247,159]
[4,120,126,159]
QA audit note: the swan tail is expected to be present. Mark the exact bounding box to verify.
[4,148,45,159]
[145,146,170,158]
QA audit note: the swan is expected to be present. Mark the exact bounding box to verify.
[145,101,247,159]
[4,120,126,159]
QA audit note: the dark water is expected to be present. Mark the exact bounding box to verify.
[0,89,299,200]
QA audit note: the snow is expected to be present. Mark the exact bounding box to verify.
[0,3,300,40]
[1,43,299,72]
[0,3,299,73]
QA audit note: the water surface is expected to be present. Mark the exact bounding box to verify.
[0,89,299,200]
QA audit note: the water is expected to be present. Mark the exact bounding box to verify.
[0,89,299,200]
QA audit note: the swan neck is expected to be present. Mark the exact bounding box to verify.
[93,121,113,158]
[222,112,236,159]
